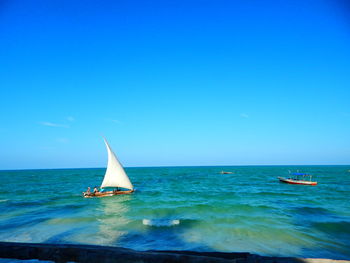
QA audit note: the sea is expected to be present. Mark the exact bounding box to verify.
[0,166,349,260]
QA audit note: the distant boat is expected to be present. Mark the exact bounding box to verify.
[83,138,134,198]
[278,173,317,186]
[220,171,233,174]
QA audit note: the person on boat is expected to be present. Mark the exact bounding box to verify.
[93,187,99,194]
[82,187,91,197]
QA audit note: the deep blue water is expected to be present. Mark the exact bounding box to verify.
[0,166,349,259]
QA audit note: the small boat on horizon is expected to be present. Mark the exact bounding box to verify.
[83,138,134,198]
[278,173,317,186]
[220,171,233,174]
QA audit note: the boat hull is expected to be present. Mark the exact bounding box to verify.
[278,177,317,185]
[83,189,134,198]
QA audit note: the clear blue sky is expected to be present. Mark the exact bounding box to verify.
[0,0,349,169]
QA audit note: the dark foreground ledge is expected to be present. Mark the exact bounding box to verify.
[0,242,349,263]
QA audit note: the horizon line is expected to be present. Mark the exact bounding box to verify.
[1,163,350,172]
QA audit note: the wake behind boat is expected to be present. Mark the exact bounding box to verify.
[83,138,134,198]
[278,173,317,185]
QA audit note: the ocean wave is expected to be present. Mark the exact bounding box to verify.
[312,220,350,235]
[255,191,298,197]
[142,219,180,227]
[8,197,58,208]
[293,206,333,216]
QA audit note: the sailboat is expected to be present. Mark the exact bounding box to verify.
[83,138,134,198]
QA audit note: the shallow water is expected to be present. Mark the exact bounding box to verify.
[0,166,349,259]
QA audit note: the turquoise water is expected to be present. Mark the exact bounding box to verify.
[0,166,349,259]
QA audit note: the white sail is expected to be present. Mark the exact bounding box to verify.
[100,138,133,190]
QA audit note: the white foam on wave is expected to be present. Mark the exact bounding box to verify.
[142,219,180,226]
[0,199,8,203]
